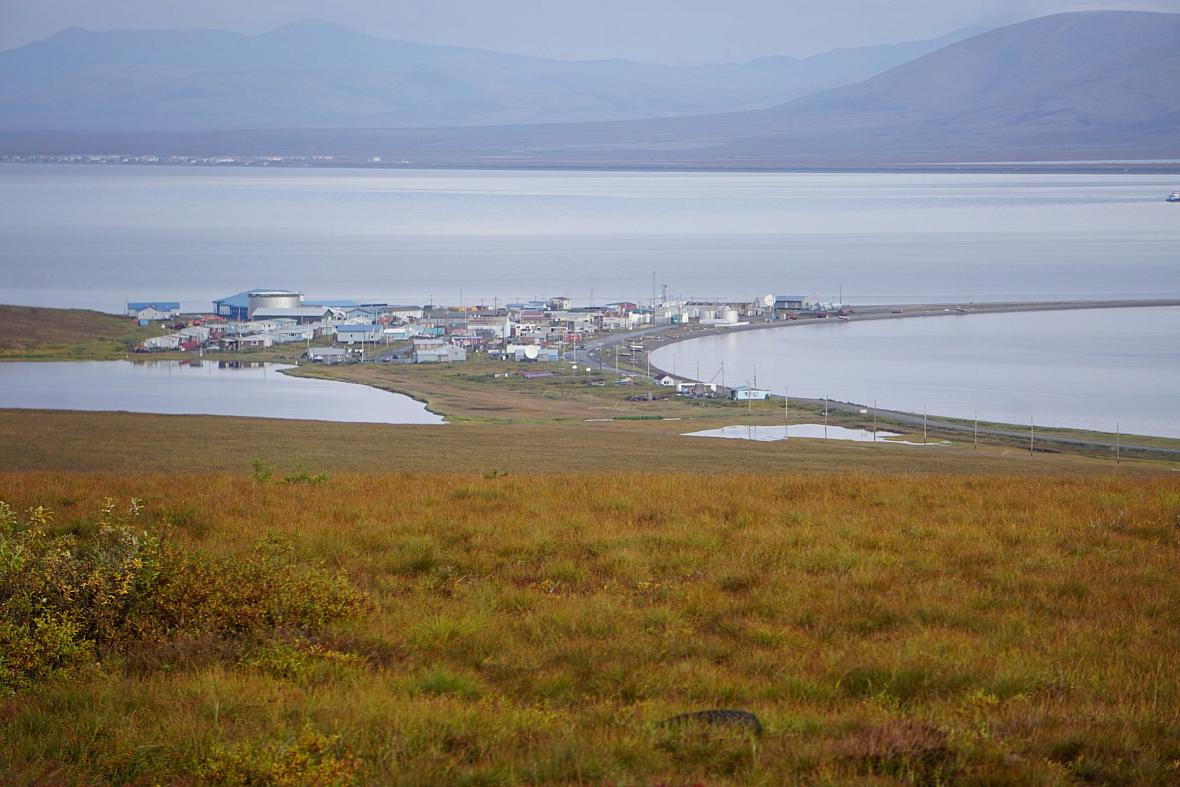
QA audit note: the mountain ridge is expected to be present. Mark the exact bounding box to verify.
[0,19,981,131]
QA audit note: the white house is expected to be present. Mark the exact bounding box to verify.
[303,347,350,364]
[413,339,467,363]
[335,324,384,344]
[384,305,424,322]
[133,307,175,322]
[677,381,718,396]
[468,315,513,340]
[142,334,182,351]
[128,302,180,320]
[730,386,771,401]
[657,375,677,387]
[236,333,274,350]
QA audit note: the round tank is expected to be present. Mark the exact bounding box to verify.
[722,309,739,324]
[248,290,302,318]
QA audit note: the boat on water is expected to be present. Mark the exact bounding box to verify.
[1168,191,1180,203]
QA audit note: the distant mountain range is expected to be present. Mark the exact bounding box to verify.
[1,11,1177,166]
[0,20,981,130]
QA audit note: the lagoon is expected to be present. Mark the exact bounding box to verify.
[652,307,1180,439]
[0,361,443,424]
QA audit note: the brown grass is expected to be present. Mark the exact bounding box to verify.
[1,409,1171,477]
[1,471,1179,783]
[0,304,163,359]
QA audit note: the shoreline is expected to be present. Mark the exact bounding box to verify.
[586,298,1180,456]
[6,159,1180,176]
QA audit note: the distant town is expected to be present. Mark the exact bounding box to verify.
[128,289,844,398]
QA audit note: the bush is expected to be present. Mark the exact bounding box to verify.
[0,499,160,691]
[199,726,360,786]
[0,499,367,693]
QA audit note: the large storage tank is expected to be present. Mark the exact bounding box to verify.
[248,290,302,318]
[721,309,739,324]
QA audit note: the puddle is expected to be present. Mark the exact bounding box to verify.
[684,424,944,445]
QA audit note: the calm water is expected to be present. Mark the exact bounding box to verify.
[651,307,1180,438]
[1,164,1179,311]
[0,361,444,424]
[684,424,934,445]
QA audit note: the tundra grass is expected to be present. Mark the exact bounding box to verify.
[2,409,1174,476]
[2,471,1179,784]
[0,304,164,360]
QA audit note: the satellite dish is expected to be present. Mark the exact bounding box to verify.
[524,345,540,360]
[762,294,775,307]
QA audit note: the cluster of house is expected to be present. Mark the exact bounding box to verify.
[130,289,823,365]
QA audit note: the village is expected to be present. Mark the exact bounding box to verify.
[126,290,838,399]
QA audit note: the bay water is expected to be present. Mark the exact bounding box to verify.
[650,307,1180,439]
[2,165,1178,311]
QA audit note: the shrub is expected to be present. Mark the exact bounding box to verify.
[199,726,360,786]
[0,499,367,693]
[0,499,161,691]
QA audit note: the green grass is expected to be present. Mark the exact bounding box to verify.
[1,471,1179,783]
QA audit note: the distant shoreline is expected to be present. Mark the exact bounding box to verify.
[598,299,1180,453]
[4,158,1180,176]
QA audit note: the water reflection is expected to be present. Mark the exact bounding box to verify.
[0,361,443,424]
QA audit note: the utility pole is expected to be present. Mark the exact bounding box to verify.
[873,400,878,442]
[923,406,928,445]
[784,387,789,439]
[1116,421,1121,465]
[1029,415,1035,456]
[824,396,829,439]
[974,411,979,449]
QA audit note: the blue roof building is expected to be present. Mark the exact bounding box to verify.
[212,291,253,321]
[127,301,180,317]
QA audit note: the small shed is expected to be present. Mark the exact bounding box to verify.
[730,386,771,401]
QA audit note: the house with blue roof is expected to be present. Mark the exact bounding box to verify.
[127,301,180,320]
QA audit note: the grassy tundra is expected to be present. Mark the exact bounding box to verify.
[2,471,1178,784]
[0,305,163,360]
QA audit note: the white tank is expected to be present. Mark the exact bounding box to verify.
[248,290,303,318]
[722,309,739,324]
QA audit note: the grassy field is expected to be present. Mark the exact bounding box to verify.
[290,357,777,423]
[2,409,1171,477]
[3,306,1178,783]
[1,471,1178,784]
[0,305,165,360]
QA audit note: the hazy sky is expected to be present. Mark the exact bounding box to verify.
[2,0,1179,62]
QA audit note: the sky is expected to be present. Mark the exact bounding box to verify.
[2,0,1179,63]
